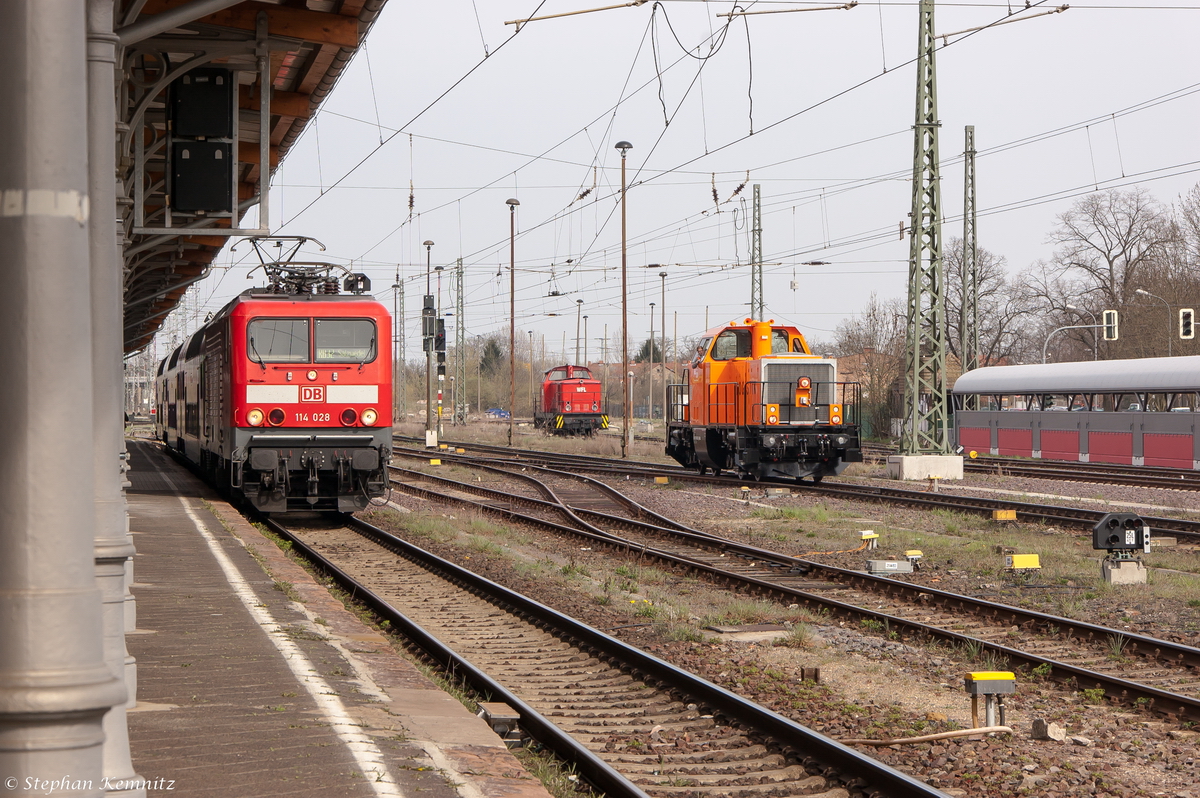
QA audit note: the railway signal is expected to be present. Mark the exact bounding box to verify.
[1102,310,1119,341]
[1181,308,1194,340]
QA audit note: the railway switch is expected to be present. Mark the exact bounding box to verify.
[965,671,1014,729]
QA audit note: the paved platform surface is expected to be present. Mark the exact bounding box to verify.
[125,439,553,798]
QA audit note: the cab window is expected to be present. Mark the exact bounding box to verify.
[792,338,806,353]
[711,329,750,361]
[248,318,308,363]
[771,330,789,353]
[315,318,376,363]
[570,367,593,379]
[548,368,569,381]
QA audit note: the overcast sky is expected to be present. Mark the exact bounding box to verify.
[180,0,1200,362]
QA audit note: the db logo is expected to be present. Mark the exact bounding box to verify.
[300,386,325,403]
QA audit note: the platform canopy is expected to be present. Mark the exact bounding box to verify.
[952,356,1200,395]
[120,0,388,354]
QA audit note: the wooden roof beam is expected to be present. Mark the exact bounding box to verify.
[136,1,360,48]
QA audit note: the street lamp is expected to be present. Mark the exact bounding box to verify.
[1065,303,1098,360]
[528,330,535,417]
[423,240,435,445]
[575,299,583,365]
[659,271,668,421]
[506,198,520,446]
[1136,288,1172,356]
[615,139,632,456]
[583,316,588,364]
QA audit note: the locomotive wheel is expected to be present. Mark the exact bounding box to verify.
[811,472,824,484]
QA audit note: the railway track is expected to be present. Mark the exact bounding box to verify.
[397,437,1200,545]
[265,513,943,798]
[386,451,1200,724]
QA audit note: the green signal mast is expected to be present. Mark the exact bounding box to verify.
[901,0,950,454]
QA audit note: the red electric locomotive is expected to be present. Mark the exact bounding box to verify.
[155,238,391,512]
[534,364,608,435]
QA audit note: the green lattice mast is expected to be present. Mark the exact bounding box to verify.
[901,0,950,453]
[751,184,763,320]
[454,258,466,424]
[961,126,979,402]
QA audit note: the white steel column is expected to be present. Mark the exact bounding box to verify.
[0,1,126,793]
[88,0,143,794]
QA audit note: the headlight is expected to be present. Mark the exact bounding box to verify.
[340,408,358,425]
[765,436,777,447]
[247,409,264,427]
[799,377,811,388]
[565,403,572,412]
[268,408,285,426]
[307,370,318,381]
[836,435,848,445]
[592,402,598,411]
[831,415,843,425]
[361,408,378,426]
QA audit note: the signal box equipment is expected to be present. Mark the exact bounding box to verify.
[964,671,1015,729]
[1092,513,1151,554]
[171,141,233,212]
[170,67,233,138]
[1005,553,1041,571]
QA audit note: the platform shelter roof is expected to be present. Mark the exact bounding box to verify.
[121,0,388,355]
[952,356,1200,395]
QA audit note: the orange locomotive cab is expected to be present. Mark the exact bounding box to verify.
[666,318,862,482]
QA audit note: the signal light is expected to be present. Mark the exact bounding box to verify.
[361,408,378,426]
[1103,309,1119,341]
[830,403,843,425]
[340,408,357,426]
[1181,308,1194,340]
[799,377,811,388]
[766,404,780,425]
[247,408,264,426]
[268,408,285,426]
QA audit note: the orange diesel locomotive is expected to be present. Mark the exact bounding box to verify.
[666,319,861,482]
[156,240,391,512]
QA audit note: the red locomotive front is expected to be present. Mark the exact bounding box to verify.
[534,365,608,435]
[156,240,392,512]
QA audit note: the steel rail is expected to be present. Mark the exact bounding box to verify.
[265,513,947,798]
[387,464,1200,723]
[399,439,1200,543]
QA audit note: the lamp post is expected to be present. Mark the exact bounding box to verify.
[659,271,668,421]
[528,330,535,417]
[1065,303,1098,360]
[575,299,583,364]
[1043,324,1097,364]
[583,316,588,364]
[1136,288,1172,356]
[615,139,633,456]
[506,198,520,445]
[435,264,446,438]
[423,240,435,445]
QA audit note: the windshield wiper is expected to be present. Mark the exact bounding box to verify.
[358,337,376,372]
[249,336,267,371]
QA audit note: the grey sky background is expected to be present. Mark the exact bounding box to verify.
[178,0,1200,362]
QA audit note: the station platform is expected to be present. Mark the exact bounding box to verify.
[124,439,552,798]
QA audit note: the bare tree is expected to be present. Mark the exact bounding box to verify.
[945,236,1036,366]
[833,293,906,439]
[1047,187,1173,308]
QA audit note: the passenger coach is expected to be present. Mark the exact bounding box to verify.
[952,355,1200,469]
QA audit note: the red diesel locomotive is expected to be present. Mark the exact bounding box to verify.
[155,239,391,512]
[534,364,609,435]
